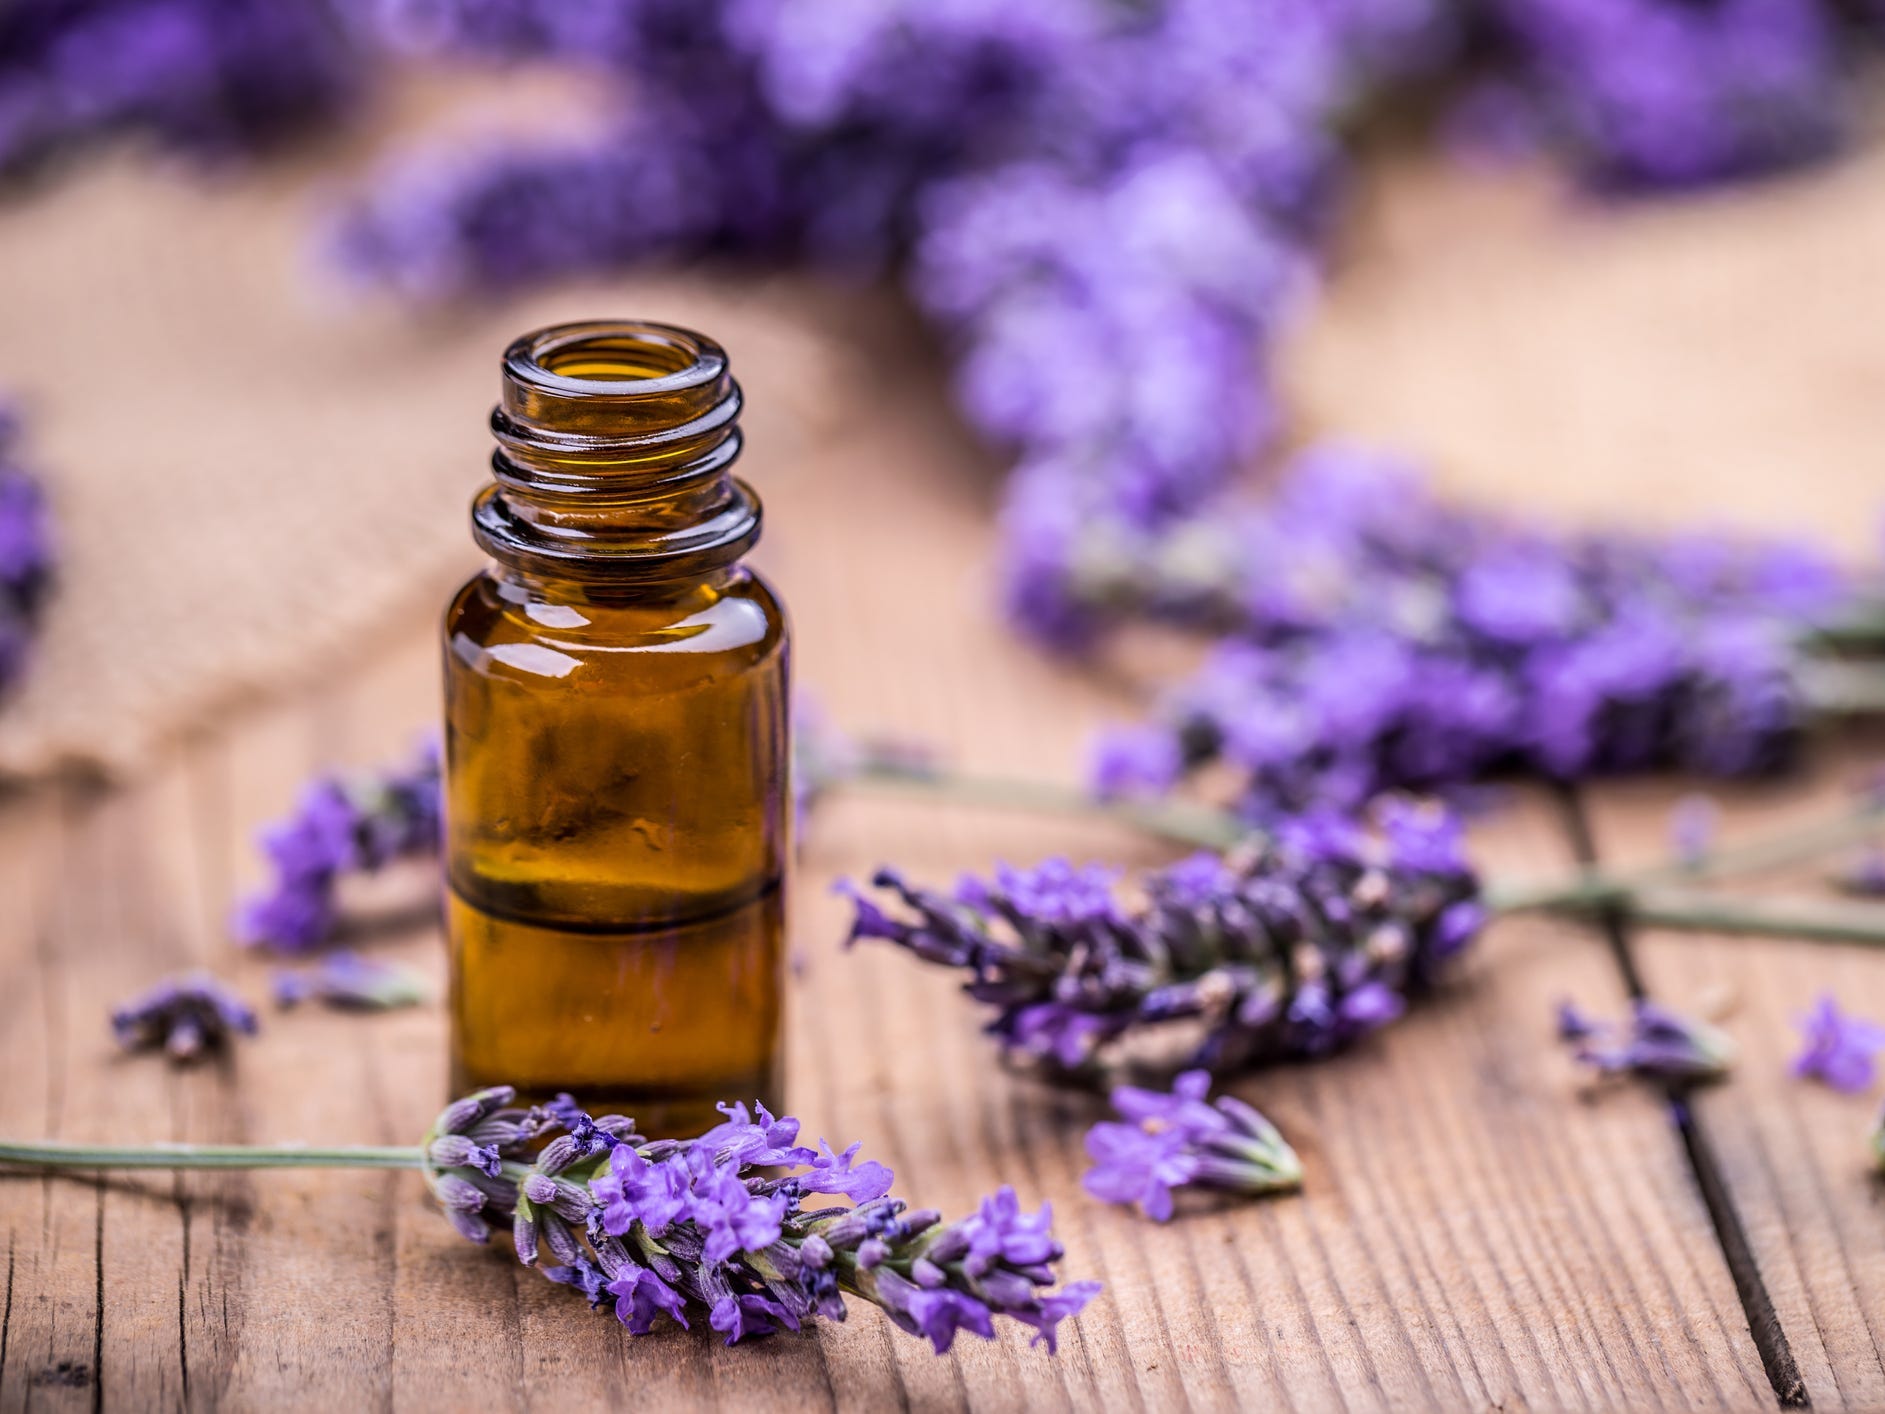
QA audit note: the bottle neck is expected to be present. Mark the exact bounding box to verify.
[472,321,762,587]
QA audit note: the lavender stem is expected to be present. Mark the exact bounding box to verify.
[1549,890,1885,946]
[842,760,1249,851]
[0,1140,426,1170]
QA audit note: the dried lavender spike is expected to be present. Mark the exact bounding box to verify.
[415,1087,1098,1356]
[109,972,258,1066]
[1557,998,1736,1083]
[844,798,1483,1082]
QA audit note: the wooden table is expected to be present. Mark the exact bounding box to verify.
[3,159,1885,1414]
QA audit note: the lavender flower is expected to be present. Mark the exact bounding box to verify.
[845,797,1482,1080]
[0,0,364,179]
[1066,448,1856,815]
[1558,998,1736,1083]
[233,739,441,952]
[1084,1069,1300,1220]
[417,1086,1098,1355]
[111,971,257,1063]
[1790,994,1885,1093]
[272,950,429,1011]
[0,402,52,696]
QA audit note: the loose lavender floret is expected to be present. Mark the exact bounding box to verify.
[1791,994,1885,1094]
[418,1088,1099,1354]
[233,739,441,952]
[1558,998,1736,1083]
[1065,447,1858,815]
[111,971,257,1063]
[845,797,1483,1079]
[272,949,428,1011]
[1084,1070,1300,1220]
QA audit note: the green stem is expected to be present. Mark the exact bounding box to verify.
[841,762,1250,852]
[0,1140,426,1171]
[1553,890,1885,947]
[1488,803,1883,915]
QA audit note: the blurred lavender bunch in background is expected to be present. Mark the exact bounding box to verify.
[273,948,429,1010]
[333,0,1457,548]
[844,797,1483,1080]
[111,971,258,1062]
[0,403,52,694]
[1074,446,1866,816]
[421,1085,1100,1353]
[0,0,367,181]
[233,738,441,952]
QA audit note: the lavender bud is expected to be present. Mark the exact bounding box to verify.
[512,1210,539,1267]
[433,1175,487,1213]
[855,1237,891,1269]
[538,1211,583,1267]
[429,1135,501,1175]
[798,1234,834,1268]
[445,1208,492,1245]
[910,1258,947,1289]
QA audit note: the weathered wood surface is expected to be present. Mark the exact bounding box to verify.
[4,129,1885,1413]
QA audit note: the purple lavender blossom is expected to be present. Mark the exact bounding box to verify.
[111,971,258,1063]
[0,0,364,178]
[1558,997,1736,1083]
[233,739,441,952]
[1495,0,1844,189]
[1790,994,1885,1093]
[1068,448,1853,816]
[272,949,428,1011]
[420,1086,1099,1355]
[1084,1069,1301,1220]
[0,402,52,697]
[845,797,1482,1079]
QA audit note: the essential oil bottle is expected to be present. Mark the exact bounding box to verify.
[444,319,789,1137]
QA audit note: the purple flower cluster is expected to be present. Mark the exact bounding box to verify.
[331,0,1455,549]
[111,971,258,1062]
[1070,447,1852,815]
[1557,997,1736,1083]
[0,0,364,180]
[0,403,52,695]
[233,739,441,952]
[1492,0,1844,189]
[272,949,428,1011]
[1791,994,1885,1093]
[420,1086,1100,1355]
[1083,1070,1300,1220]
[845,798,1483,1079]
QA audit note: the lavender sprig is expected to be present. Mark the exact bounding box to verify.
[1557,998,1736,1083]
[0,0,365,179]
[110,971,257,1063]
[233,739,442,953]
[844,798,1484,1081]
[1062,447,1871,815]
[417,1087,1100,1354]
[1083,1070,1300,1220]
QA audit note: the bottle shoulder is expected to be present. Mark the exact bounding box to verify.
[444,568,787,685]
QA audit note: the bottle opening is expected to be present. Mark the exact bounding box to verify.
[506,320,726,400]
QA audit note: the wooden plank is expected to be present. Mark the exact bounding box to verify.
[1580,753,1885,1412]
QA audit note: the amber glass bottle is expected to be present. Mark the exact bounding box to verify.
[444,319,788,1137]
